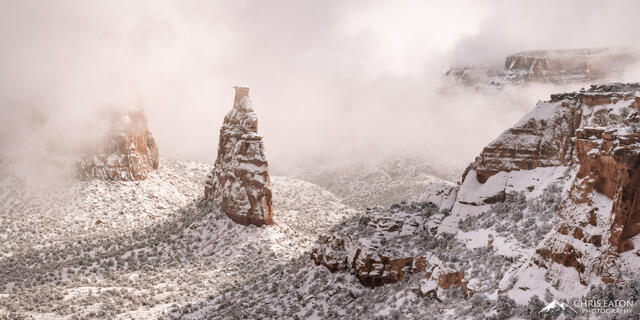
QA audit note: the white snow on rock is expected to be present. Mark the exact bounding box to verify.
[455,169,508,205]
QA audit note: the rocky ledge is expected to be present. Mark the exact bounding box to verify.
[446,48,639,87]
[462,82,640,296]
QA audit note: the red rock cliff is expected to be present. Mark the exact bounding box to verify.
[503,48,639,83]
[471,83,640,291]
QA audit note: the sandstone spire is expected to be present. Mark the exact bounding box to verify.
[205,87,274,226]
[76,107,159,180]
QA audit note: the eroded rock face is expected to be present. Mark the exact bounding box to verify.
[416,265,474,300]
[312,83,640,300]
[466,83,640,294]
[445,48,639,88]
[572,128,640,253]
[470,98,578,184]
[503,48,639,83]
[204,87,273,226]
[76,108,159,181]
[310,189,456,288]
[526,85,640,288]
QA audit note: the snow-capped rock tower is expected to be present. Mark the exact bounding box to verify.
[205,86,274,226]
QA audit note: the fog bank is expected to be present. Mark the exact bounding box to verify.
[1,0,639,177]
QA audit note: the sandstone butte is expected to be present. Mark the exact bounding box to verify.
[76,108,159,181]
[205,87,274,227]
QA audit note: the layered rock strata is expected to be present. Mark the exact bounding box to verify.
[459,83,640,296]
[445,48,639,87]
[503,48,639,83]
[527,84,640,288]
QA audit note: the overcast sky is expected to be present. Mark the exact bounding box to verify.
[1,0,639,175]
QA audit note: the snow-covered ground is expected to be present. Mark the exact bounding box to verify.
[1,156,635,319]
[291,156,462,209]
[0,158,360,319]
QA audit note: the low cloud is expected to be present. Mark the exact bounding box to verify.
[0,0,638,179]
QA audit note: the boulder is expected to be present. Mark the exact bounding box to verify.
[311,200,445,288]
[416,265,474,300]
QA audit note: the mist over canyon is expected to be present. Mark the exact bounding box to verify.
[1,1,640,319]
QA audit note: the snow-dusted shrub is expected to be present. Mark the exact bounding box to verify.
[490,295,517,320]
[524,295,547,320]
[469,293,492,315]
[576,280,640,320]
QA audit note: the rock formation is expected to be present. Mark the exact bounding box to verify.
[314,83,640,303]
[76,108,159,180]
[311,197,473,299]
[445,48,639,88]
[469,98,577,185]
[444,66,498,87]
[416,265,474,300]
[527,84,640,288]
[311,202,438,288]
[204,87,273,226]
[503,48,639,83]
[450,83,640,300]
[311,185,464,291]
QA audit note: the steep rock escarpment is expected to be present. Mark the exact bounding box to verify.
[312,83,640,302]
[527,84,640,289]
[469,96,578,185]
[76,108,159,181]
[455,83,640,299]
[445,48,639,88]
[503,48,639,83]
[205,87,273,226]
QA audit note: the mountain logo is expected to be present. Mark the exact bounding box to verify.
[539,300,578,313]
